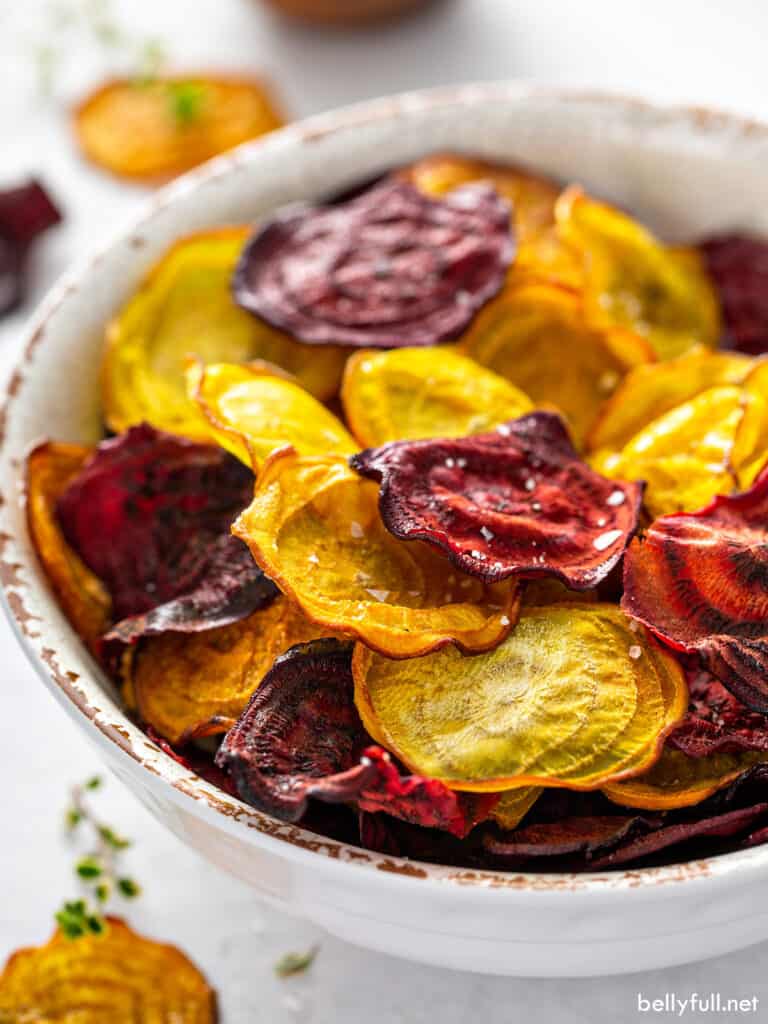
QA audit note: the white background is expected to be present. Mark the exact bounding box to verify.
[2,1,768,1020]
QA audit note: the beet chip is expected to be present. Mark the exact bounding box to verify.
[357,747,498,839]
[0,180,61,315]
[483,815,648,861]
[57,423,276,629]
[351,411,643,588]
[105,535,277,644]
[623,467,768,711]
[216,639,376,820]
[668,670,768,758]
[589,804,768,869]
[700,235,768,354]
[232,179,514,349]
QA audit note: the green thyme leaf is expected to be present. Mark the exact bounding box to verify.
[55,899,104,941]
[87,915,106,935]
[117,877,141,899]
[274,945,319,978]
[85,776,102,790]
[167,82,207,127]
[98,825,131,850]
[65,807,82,829]
[75,856,103,880]
[94,882,111,903]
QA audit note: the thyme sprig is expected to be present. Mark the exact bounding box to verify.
[56,775,141,939]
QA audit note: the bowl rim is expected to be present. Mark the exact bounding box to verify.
[5,79,768,898]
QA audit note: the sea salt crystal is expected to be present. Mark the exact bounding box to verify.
[350,521,364,539]
[524,478,536,492]
[480,525,495,542]
[470,549,487,560]
[308,553,319,565]
[593,529,623,552]
[607,489,626,507]
[365,587,390,603]
[496,423,511,437]
[628,645,642,660]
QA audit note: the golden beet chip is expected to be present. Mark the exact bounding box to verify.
[232,451,519,658]
[26,442,111,655]
[133,597,336,744]
[491,787,543,830]
[75,74,283,180]
[189,359,356,469]
[730,358,768,487]
[587,347,754,454]
[353,603,687,791]
[602,747,766,810]
[555,188,720,360]
[0,917,216,1023]
[341,346,532,446]
[458,284,652,447]
[591,384,745,518]
[102,229,347,439]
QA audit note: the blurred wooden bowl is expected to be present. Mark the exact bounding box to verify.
[261,0,432,25]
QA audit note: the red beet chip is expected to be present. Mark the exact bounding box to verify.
[0,180,61,315]
[589,804,768,869]
[358,746,498,839]
[105,534,278,644]
[622,467,768,711]
[57,423,275,624]
[351,411,643,588]
[700,235,768,354]
[358,812,480,865]
[215,639,376,821]
[483,815,650,861]
[668,669,768,758]
[232,179,514,349]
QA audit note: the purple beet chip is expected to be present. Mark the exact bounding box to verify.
[0,180,61,315]
[233,178,514,349]
[57,423,276,633]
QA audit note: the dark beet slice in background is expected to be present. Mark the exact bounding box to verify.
[233,178,514,348]
[57,423,276,628]
[589,804,768,869]
[483,814,652,861]
[0,180,61,315]
[668,669,768,758]
[700,235,768,354]
[622,465,768,711]
[351,411,642,588]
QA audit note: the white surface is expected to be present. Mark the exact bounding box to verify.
[3,0,768,1018]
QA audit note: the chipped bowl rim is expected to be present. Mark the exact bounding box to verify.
[4,80,768,898]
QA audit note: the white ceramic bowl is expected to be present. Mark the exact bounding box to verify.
[4,84,768,978]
